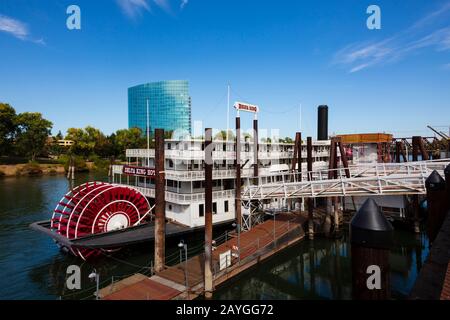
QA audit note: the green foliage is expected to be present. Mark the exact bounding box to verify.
[115,127,147,154]
[15,112,53,161]
[16,161,43,176]
[0,103,17,156]
[65,127,97,157]
[58,154,88,172]
[215,130,235,141]
[90,154,110,172]
[278,137,294,143]
[47,137,65,157]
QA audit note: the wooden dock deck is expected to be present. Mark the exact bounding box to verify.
[99,212,307,300]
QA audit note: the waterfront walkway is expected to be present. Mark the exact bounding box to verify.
[99,212,306,300]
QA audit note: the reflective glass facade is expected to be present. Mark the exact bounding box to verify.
[128,80,192,136]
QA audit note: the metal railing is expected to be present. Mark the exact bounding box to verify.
[212,218,303,280]
[125,149,329,160]
[242,159,450,201]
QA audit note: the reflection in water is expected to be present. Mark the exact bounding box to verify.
[0,174,429,300]
[213,228,428,300]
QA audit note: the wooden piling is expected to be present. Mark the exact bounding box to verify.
[154,129,166,273]
[204,128,213,298]
[291,132,302,211]
[297,133,302,211]
[336,139,350,230]
[325,138,337,235]
[350,198,393,300]
[235,116,242,229]
[253,118,258,181]
[307,137,314,239]
[426,170,447,244]
[412,136,421,233]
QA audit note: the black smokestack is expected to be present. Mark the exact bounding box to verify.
[317,105,328,141]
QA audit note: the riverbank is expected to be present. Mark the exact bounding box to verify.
[0,163,66,177]
[0,160,113,178]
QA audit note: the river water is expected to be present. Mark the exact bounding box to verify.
[0,174,428,300]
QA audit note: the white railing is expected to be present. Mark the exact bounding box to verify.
[241,159,450,201]
[128,185,234,205]
[125,149,328,160]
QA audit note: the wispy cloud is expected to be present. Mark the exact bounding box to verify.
[0,14,45,45]
[117,0,188,19]
[180,0,189,10]
[0,15,28,40]
[116,0,151,19]
[334,3,450,73]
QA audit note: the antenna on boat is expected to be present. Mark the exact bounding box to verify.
[146,99,150,166]
[299,103,302,132]
[226,84,230,141]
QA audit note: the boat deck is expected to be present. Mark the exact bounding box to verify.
[30,219,233,249]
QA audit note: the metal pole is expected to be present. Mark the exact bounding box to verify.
[204,128,213,298]
[154,129,165,272]
[226,85,230,142]
[184,244,189,298]
[95,274,99,300]
[146,99,150,166]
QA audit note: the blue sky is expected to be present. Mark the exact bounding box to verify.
[1,0,449,138]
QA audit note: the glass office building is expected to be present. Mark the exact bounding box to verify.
[128,80,192,136]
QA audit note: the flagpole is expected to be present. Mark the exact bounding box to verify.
[147,99,150,166]
[226,84,230,141]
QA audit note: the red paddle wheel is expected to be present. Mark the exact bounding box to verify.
[50,182,150,260]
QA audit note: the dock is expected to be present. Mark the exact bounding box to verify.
[99,212,306,300]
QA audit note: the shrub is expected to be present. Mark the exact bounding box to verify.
[90,154,110,173]
[16,161,43,176]
[58,155,88,172]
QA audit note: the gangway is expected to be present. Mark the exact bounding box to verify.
[241,159,450,201]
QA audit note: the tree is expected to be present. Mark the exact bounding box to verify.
[15,112,53,161]
[66,127,91,157]
[278,137,293,143]
[115,128,147,155]
[65,126,111,158]
[56,130,63,140]
[0,103,17,156]
[215,130,235,141]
